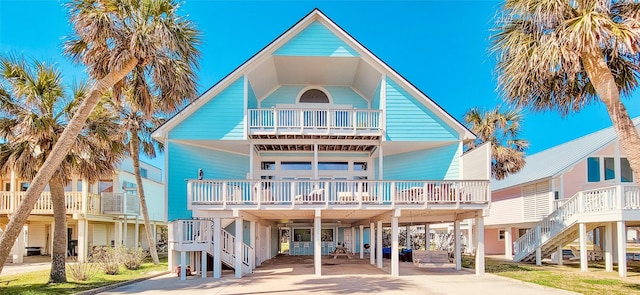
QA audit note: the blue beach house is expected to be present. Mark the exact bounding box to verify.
[153,9,491,279]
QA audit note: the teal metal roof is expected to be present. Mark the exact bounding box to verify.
[492,117,640,191]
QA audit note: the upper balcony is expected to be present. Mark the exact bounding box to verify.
[101,192,140,216]
[248,108,382,138]
[187,179,489,211]
[0,191,101,215]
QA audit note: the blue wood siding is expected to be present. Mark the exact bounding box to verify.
[169,77,245,140]
[248,79,257,109]
[385,78,458,141]
[383,143,461,180]
[324,86,368,108]
[167,142,249,221]
[371,80,381,109]
[261,86,302,107]
[275,21,359,57]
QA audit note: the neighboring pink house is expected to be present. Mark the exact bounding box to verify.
[485,118,640,277]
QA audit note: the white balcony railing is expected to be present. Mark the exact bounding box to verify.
[0,191,101,215]
[513,185,640,262]
[248,108,382,135]
[101,192,140,216]
[187,179,489,208]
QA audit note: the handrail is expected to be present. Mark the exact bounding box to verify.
[0,191,94,215]
[248,108,382,134]
[169,220,253,273]
[513,185,636,261]
[188,179,490,206]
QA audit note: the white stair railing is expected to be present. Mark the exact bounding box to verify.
[219,228,253,274]
[513,185,630,261]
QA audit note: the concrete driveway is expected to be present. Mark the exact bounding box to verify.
[97,256,578,295]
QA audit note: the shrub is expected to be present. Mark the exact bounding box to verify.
[91,246,122,275]
[66,257,100,281]
[122,247,148,270]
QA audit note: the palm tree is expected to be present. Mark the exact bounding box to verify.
[464,107,529,180]
[0,57,125,282]
[0,0,199,272]
[115,99,166,265]
[492,0,640,183]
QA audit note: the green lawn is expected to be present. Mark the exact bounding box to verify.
[463,256,640,295]
[0,260,168,295]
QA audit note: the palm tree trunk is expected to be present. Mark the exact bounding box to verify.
[582,49,640,185]
[130,135,160,264]
[0,57,138,274]
[49,174,67,283]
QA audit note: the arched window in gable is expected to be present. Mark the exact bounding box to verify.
[299,89,329,103]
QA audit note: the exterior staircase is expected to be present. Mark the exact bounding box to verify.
[170,219,254,274]
[513,185,640,262]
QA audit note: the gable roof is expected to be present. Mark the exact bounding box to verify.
[153,8,474,141]
[492,117,640,191]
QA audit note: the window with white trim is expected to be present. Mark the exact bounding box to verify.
[587,156,634,183]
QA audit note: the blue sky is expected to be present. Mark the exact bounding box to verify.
[1,0,639,170]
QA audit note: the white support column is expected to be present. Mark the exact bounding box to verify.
[77,219,88,263]
[605,222,613,272]
[201,250,207,278]
[123,216,128,247]
[475,215,485,275]
[180,251,186,280]
[378,145,384,179]
[11,225,24,264]
[376,220,383,268]
[250,221,256,267]
[134,217,139,248]
[267,225,272,261]
[467,220,473,254]
[370,222,375,265]
[235,217,243,279]
[167,224,174,272]
[391,216,399,276]
[314,209,321,276]
[454,220,461,270]
[313,144,318,180]
[359,225,364,259]
[556,245,563,266]
[617,221,627,277]
[579,222,588,272]
[505,226,513,259]
[535,226,542,266]
[406,225,411,249]
[213,218,222,279]
[425,224,430,253]
[249,143,254,179]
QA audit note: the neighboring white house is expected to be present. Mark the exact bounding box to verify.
[486,118,640,277]
[153,9,492,280]
[0,157,166,264]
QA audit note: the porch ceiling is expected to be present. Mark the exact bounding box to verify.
[246,56,380,100]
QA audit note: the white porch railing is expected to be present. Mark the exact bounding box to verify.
[169,219,253,274]
[0,191,100,215]
[248,108,382,135]
[101,192,140,216]
[513,185,639,262]
[188,179,489,208]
